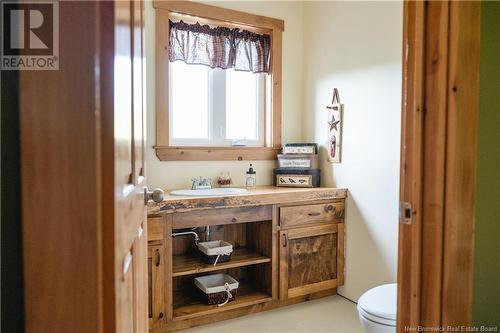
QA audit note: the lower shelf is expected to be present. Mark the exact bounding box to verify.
[173,280,272,321]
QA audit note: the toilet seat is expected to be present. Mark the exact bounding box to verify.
[357,283,397,327]
[357,305,396,326]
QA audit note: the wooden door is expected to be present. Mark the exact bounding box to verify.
[20,1,149,332]
[397,1,481,330]
[111,1,148,333]
[279,224,344,300]
[148,244,166,329]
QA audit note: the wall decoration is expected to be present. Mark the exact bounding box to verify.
[326,88,344,163]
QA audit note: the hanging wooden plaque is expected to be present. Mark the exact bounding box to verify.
[326,88,343,163]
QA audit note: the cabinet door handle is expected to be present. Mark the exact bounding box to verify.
[155,249,160,267]
[282,234,287,247]
[308,212,321,216]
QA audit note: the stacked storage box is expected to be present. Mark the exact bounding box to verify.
[273,143,321,188]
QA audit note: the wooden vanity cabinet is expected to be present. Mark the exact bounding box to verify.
[146,189,347,332]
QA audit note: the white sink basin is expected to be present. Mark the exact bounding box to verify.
[170,188,248,197]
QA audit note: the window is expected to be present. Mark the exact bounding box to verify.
[169,61,265,147]
[154,1,284,161]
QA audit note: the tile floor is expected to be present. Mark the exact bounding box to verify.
[181,295,363,333]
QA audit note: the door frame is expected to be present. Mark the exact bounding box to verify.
[397,0,481,330]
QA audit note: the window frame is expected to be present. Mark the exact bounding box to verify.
[154,1,284,161]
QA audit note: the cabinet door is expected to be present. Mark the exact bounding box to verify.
[148,244,165,329]
[279,223,344,300]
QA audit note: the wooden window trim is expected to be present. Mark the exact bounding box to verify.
[153,1,284,161]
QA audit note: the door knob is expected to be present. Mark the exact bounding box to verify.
[144,187,165,204]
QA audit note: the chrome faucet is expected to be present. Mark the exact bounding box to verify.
[172,230,200,244]
[191,176,212,190]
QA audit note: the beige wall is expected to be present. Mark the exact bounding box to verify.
[302,1,403,300]
[146,1,403,302]
[145,1,305,189]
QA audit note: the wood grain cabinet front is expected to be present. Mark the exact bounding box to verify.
[279,201,344,229]
[148,244,166,330]
[279,223,344,300]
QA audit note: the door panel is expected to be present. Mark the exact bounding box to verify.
[279,224,343,300]
[113,0,148,332]
[133,0,146,184]
[114,0,134,189]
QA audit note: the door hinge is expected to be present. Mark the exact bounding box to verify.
[399,201,413,224]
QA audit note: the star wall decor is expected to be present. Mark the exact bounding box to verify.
[328,114,340,132]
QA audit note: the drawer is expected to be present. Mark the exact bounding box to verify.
[173,205,273,228]
[280,201,344,228]
[148,216,164,242]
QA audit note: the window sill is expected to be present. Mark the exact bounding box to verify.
[154,146,281,161]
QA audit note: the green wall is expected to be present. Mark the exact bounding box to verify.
[472,1,500,326]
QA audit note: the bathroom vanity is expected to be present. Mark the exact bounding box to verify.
[147,186,347,332]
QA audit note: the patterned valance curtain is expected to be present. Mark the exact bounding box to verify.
[168,20,271,74]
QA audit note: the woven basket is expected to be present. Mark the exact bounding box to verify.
[197,240,233,265]
[200,252,232,265]
[200,288,238,305]
[194,273,239,306]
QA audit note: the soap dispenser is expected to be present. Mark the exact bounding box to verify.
[245,164,256,188]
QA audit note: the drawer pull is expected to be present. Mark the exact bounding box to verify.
[231,217,237,222]
[159,312,164,319]
[308,212,321,216]
[155,249,160,267]
[325,204,335,212]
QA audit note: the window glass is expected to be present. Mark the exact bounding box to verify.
[225,69,259,140]
[170,61,209,139]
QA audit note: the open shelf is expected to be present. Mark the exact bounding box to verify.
[173,280,272,321]
[173,248,271,277]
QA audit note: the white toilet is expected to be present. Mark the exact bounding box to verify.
[357,283,397,332]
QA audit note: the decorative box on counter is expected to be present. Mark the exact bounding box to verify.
[273,168,321,188]
[277,154,319,169]
[282,143,318,155]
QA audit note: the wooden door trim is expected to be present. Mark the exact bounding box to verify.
[397,1,425,328]
[398,1,481,330]
[441,2,481,326]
